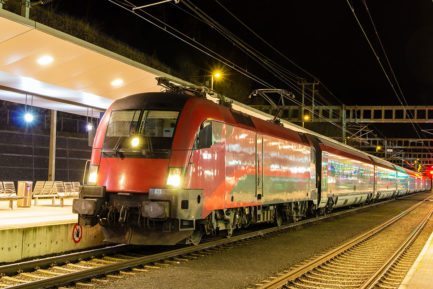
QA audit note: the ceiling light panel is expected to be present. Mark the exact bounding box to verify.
[36,55,54,66]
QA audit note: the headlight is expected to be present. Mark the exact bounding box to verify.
[130,136,140,148]
[87,165,99,185]
[166,167,183,188]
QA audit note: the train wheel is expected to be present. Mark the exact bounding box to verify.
[186,229,203,246]
[307,203,317,217]
[275,207,284,227]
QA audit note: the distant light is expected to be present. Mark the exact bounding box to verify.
[24,112,34,123]
[130,136,140,148]
[110,78,124,87]
[36,55,54,66]
[303,114,310,121]
[376,145,382,152]
[86,123,93,131]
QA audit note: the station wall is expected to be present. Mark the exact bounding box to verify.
[0,100,95,182]
[0,130,91,182]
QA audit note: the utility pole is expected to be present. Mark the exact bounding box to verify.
[48,110,57,181]
[300,81,305,127]
[297,79,319,127]
[311,81,319,121]
[342,104,346,143]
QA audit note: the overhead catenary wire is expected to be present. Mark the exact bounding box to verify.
[115,0,425,168]
[213,0,343,105]
[124,0,332,113]
[116,0,359,138]
[181,0,321,104]
[118,0,314,105]
[109,0,356,137]
[361,0,406,103]
[345,1,425,139]
[361,0,428,139]
[346,0,432,162]
[110,0,272,88]
[180,0,336,115]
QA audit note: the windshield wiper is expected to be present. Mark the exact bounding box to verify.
[112,137,125,159]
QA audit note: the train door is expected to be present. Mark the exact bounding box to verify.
[256,134,263,200]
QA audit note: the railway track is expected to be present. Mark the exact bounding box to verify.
[0,194,424,289]
[256,195,433,289]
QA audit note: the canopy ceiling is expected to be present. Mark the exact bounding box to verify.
[0,9,188,117]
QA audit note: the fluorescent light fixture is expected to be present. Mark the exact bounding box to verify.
[37,55,54,66]
[24,112,34,123]
[110,78,124,87]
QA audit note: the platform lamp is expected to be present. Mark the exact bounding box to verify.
[86,108,93,132]
[210,69,223,90]
[23,94,35,124]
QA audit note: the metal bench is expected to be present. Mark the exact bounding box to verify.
[56,181,81,207]
[0,182,22,209]
[33,181,81,207]
[33,181,57,205]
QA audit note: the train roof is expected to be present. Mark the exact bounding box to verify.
[369,155,395,170]
[204,92,418,175]
[109,91,418,175]
[314,136,372,164]
[110,92,190,111]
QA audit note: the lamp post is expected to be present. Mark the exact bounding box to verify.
[210,70,222,90]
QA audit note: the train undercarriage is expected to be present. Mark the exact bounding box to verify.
[73,186,317,245]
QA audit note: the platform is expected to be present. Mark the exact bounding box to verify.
[399,231,433,288]
[0,198,76,230]
[0,199,105,263]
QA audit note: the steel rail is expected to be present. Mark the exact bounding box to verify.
[360,208,433,289]
[1,193,425,289]
[0,244,129,275]
[258,195,431,289]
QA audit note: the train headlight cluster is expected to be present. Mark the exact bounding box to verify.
[87,165,99,185]
[166,167,183,188]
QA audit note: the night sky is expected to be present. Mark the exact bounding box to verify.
[47,0,433,104]
[44,0,433,138]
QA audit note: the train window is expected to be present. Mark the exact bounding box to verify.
[103,109,179,158]
[196,121,212,149]
[195,121,224,149]
[138,111,179,138]
[211,121,224,144]
[106,110,141,137]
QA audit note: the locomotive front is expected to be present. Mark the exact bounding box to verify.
[73,92,202,245]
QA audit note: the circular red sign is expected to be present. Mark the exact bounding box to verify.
[72,223,83,243]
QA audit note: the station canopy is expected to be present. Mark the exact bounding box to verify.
[0,9,188,118]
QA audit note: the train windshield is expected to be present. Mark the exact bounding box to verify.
[103,110,179,158]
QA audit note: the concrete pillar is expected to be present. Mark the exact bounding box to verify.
[342,105,347,144]
[48,110,57,181]
[0,0,5,9]
[21,0,30,18]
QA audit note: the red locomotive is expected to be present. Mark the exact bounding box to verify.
[73,88,431,245]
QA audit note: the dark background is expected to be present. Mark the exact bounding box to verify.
[46,0,433,106]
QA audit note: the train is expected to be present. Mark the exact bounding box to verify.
[73,88,432,245]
